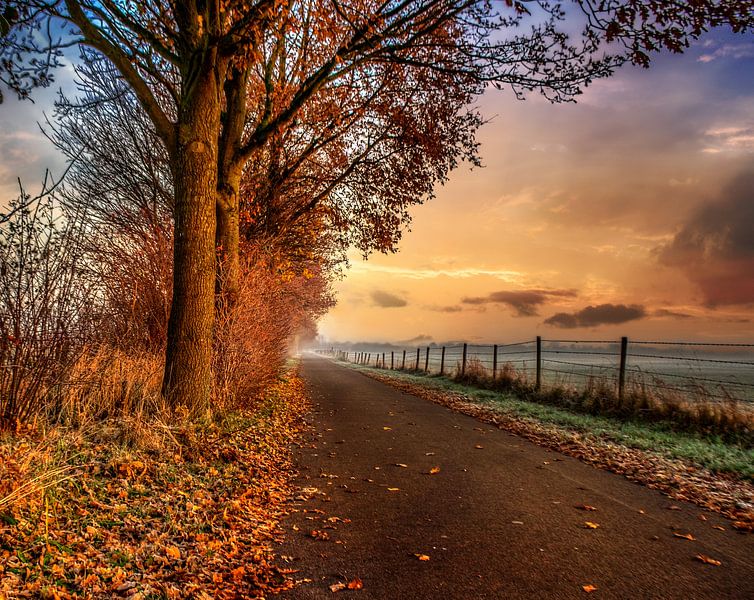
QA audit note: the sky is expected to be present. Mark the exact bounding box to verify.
[1,25,753,347]
[318,30,754,346]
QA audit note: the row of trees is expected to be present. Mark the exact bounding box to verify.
[2,1,753,414]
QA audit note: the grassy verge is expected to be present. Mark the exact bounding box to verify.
[343,362,754,481]
[0,366,309,599]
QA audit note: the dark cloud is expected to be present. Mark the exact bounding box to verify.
[370,290,407,308]
[461,289,577,317]
[657,168,754,306]
[653,308,694,320]
[544,304,647,329]
[427,305,464,313]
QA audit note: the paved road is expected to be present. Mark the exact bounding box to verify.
[278,355,754,599]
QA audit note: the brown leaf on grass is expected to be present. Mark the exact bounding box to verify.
[584,522,600,529]
[387,487,400,492]
[667,505,682,511]
[308,530,330,541]
[673,532,695,541]
[414,553,430,561]
[347,578,364,590]
[575,504,597,511]
[582,584,598,593]
[474,444,484,449]
[382,427,392,431]
[165,545,181,560]
[330,582,346,592]
[429,466,441,474]
[231,565,246,582]
[394,463,408,468]
[732,521,753,532]
[712,525,725,531]
[695,554,721,566]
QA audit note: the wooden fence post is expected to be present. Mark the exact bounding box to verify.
[402,350,406,369]
[425,347,430,372]
[536,336,542,390]
[619,336,628,399]
[382,352,386,369]
[415,348,420,370]
[440,346,446,376]
[461,343,467,376]
[492,344,498,379]
[391,351,394,370]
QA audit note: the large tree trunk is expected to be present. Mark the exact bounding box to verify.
[216,168,242,307]
[162,64,222,410]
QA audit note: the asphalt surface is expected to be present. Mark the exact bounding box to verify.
[277,355,754,599]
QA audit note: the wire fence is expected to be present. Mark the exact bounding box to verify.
[319,336,754,405]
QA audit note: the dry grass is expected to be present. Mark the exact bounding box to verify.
[452,357,754,441]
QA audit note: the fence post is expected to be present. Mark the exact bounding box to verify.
[415,348,420,370]
[536,336,542,390]
[391,351,394,370]
[440,346,446,376]
[461,343,467,376]
[492,344,498,380]
[619,336,628,399]
[425,347,430,372]
[382,352,386,369]
[402,350,406,369]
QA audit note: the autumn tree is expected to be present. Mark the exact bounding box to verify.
[3,1,752,410]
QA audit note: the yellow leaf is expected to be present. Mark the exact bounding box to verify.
[584,522,600,529]
[347,578,364,590]
[383,427,391,431]
[673,532,694,541]
[387,487,400,492]
[329,582,346,592]
[165,545,181,560]
[395,463,408,468]
[429,466,441,474]
[414,553,430,561]
[582,584,598,593]
[695,554,721,566]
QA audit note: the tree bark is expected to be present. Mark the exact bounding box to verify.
[162,64,221,410]
[216,168,242,307]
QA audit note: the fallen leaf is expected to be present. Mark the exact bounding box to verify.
[394,463,408,468]
[414,554,430,561]
[330,582,346,592]
[673,532,695,541]
[387,487,400,492]
[698,514,707,521]
[584,522,600,529]
[425,452,435,456]
[474,444,484,449]
[582,584,598,593]
[429,466,441,474]
[383,427,392,431]
[347,578,364,590]
[231,566,246,582]
[732,521,753,532]
[575,504,597,511]
[667,505,682,511]
[712,525,725,531]
[165,545,181,560]
[695,554,721,566]
[308,530,330,541]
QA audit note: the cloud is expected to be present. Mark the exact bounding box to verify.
[398,334,433,345]
[370,290,407,308]
[427,305,464,313]
[698,42,754,63]
[350,263,522,282]
[544,304,647,328]
[653,308,694,320]
[461,289,577,317]
[656,167,754,306]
